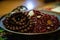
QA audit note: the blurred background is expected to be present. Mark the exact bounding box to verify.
[0,0,60,16]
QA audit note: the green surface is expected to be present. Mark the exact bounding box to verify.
[0,28,4,33]
[0,30,4,33]
[0,28,6,40]
[0,37,5,40]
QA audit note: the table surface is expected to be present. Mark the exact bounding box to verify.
[0,0,58,17]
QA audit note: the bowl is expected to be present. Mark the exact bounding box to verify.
[0,10,60,35]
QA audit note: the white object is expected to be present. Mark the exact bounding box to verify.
[37,15,41,18]
[28,11,34,16]
[51,7,60,13]
[47,27,50,29]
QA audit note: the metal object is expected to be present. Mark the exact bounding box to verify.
[12,6,28,12]
[0,10,60,35]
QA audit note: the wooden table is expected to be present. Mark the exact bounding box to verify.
[0,0,57,17]
[0,1,25,16]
